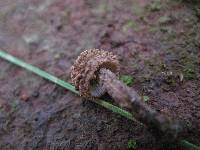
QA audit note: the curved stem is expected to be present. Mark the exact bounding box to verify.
[99,68,182,140]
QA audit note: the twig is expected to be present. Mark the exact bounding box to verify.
[100,68,182,140]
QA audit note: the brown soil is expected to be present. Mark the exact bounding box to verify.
[0,0,199,149]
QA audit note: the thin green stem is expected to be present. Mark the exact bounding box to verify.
[0,50,77,94]
[0,50,199,150]
[181,140,200,150]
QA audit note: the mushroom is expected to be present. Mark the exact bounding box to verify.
[71,49,182,140]
[71,49,119,98]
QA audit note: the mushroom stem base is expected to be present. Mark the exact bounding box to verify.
[99,68,182,141]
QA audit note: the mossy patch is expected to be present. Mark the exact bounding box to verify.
[158,15,173,25]
[148,26,159,33]
[166,49,199,81]
[143,96,150,102]
[132,2,144,16]
[188,25,200,47]
[193,5,200,18]
[128,139,137,149]
[11,100,19,111]
[146,0,162,12]
[138,45,199,92]
[123,20,140,32]
[120,75,134,86]
[143,55,166,75]
[178,51,199,80]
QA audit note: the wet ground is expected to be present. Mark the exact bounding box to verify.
[0,0,200,149]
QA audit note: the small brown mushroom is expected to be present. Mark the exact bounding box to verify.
[71,49,119,98]
[71,49,182,140]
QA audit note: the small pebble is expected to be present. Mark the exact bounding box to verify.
[20,93,29,102]
[32,91,40,98]
[13,88,21,96]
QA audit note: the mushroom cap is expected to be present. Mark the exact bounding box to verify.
[71,49,119,98]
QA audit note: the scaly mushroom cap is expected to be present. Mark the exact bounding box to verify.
[71,49,119,98]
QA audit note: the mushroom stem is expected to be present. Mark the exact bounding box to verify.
[99,68,182,140]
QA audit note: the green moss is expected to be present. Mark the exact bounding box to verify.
[148,26,158,33]
[120,75,134,86]
[142,60,164,81]
[193,5,200,17]
[183,63,198,80]
[179,52,199,80]
[189,25,199,36]
[132,2,144,15]
[128,139,137,149]
[11,100,19,111]
[144,57,166,75]
[143,96,150,102]
[160,26,173,33]
[93,0,109,15]
[123,20,142,32]
[194,35,200,47]
[187,25,200,47]
[185,120,192,128]
[158,15,172,24]
[147,0,162,12]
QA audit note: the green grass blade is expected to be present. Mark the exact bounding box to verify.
[180,140,200,150]
[0,50,199,150]
[94,99,135,121]
[0,50,78,94]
